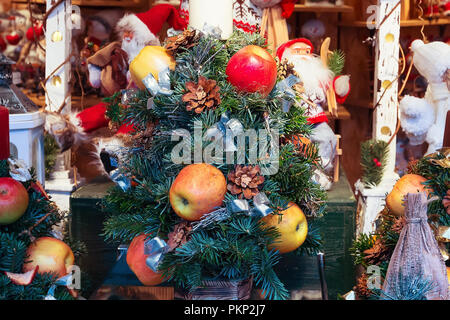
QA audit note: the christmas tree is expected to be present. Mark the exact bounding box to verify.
[102,30,327,300]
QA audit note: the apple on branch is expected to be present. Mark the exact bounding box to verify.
[0,177,29,225]
[170,163,227,221]
[261,202,308,254]
[226,45,278,97]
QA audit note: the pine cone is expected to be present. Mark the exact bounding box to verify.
[443,190,450,215]
[363,238,390,266]
[391,216,406,234]
[277,58,304,94]
[165,29,200,56]
[133,122,155,149]
[167,222,192,252]
[227,165,265,200]
[182,76,221,114]
[354,273,373,299]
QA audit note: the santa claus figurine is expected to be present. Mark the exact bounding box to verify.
[276,38,350,187]
[47,4,187,153]
[88,4,187,96]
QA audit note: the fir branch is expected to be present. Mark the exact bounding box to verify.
[360,140,389,188]
[328,49,346,76]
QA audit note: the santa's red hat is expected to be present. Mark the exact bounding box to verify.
[276,38,314,61]
[116,4,187,45]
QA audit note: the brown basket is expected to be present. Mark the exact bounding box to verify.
[181,278,253,300]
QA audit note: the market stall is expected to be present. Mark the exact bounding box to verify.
[0,0,448,301]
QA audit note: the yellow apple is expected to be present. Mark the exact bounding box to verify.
[261,202,308,254]
[129,46,176,90]
[386,174,432,216]
[169,163,227,221]
[23,237,74,278]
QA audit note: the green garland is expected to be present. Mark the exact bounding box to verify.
[101,31,328,300]
[360,139,389,188]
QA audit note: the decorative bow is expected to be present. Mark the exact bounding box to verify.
[144,237,169,273]
[142,66,173,97]
[205,113,244,153]
[230,192,274,218]
[201,22,223,39]
[8,158,32,182]
[45,273,75,300]
[276,75,302,113]
[110,169,131,192]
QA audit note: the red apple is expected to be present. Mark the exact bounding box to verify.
[126,234,165,286]
[0,177,29,225]
[23,237,75,278]
[169,163,227,221]
[226,45,278,97]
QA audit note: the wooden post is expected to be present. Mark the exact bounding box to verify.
[44,0,74,211]
[355,0,401,235]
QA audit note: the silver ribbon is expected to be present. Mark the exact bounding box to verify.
[201,22,223,39]
[44,274,74,300]
[275,75,302,113]
[144,237,169,273]
[110,169,131,192]
[142,67,173,96]
[8,158,32,182]
[230,192,273,218]
[121,88,139,105]
[205,113,244,152]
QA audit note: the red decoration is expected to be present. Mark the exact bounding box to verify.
[26,24,44,41]
[5,32,21,45]
[0,36,7,52]
[0,106,10,160]
[373,158,382,167]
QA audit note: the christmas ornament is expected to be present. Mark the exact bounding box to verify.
[167,222,192,251]
[126,234,165,286]
[182,76,221,114]
[169,163,227,221]
[382,192,449,300]
[5,266,38,286]
[26,24,44,41]
[5,31,21,45]
[0,177,29,225]
[165,29,200,56]
[129,46,176,91]
[23,237,75,278]
[226,45,278,97]
[261,202,308,254]
[227,165,265,200]
[386,174,432,216]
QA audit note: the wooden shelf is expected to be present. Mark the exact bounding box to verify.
[339,17,450,28]
[12,0,144,7]
[24,89,102,111]
[294,4,353,13]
